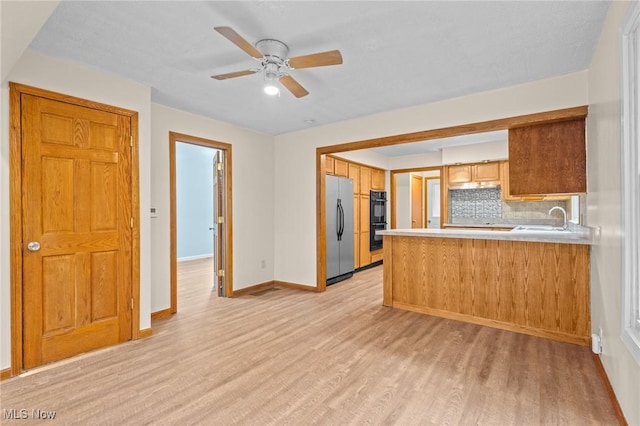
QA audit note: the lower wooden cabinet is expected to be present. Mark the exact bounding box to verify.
[370,250,383,263]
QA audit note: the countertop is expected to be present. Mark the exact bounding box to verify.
[377,225,594,245]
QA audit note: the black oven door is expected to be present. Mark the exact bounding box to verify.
[370,223,385,251]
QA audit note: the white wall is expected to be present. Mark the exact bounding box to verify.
[273,71,588,287]
[587,1,640,424]
[0,50,153,370]
[441,140,508,165]
[388,151,443,170]
[394,174,411,229]
[149,104,274,312]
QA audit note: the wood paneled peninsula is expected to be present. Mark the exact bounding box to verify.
[378,227,593,345]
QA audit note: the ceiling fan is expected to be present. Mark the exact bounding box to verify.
[211,26,343,98]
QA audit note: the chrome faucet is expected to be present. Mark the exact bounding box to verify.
[548,206,568,230]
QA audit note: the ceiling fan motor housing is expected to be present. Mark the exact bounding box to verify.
[256,39,290,78]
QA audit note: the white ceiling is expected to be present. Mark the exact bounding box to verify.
[28,1,609,137]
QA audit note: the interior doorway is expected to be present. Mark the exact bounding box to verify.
[169,132,232,313]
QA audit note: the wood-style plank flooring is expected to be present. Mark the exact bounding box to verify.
[0,259,619,425]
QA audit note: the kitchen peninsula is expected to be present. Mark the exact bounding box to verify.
[378,227,593,345]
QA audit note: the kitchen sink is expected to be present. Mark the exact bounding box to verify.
[512,225,569,232]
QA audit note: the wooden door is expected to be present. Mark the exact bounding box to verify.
[411,175,423,228]
[21,94,132,369]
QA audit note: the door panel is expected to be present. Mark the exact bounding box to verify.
[22,94,132,369]
[213,150,226,297]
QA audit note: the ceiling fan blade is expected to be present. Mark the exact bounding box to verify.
[211,69,257,80]
[279,75,309,98]
[214,26,263,59]
[288,50,343,69]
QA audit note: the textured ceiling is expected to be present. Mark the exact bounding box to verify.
[29,1,610,136]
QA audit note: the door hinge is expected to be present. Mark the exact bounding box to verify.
[131,298,135,310]
[218,269,225,277]
[130,135,133,147]
[130,217,134,228]
[218,216,224,224]
[217,162,223,171]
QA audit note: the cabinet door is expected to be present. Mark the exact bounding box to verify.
[473,162,500,181]
[371,169,385,190]
[447,165,472,183]
[325,156,334,175]
[348,163,360,193]
[360,166,372,195]
[359,196,370,266]
[509,118,586,195]
[334,158,348,177]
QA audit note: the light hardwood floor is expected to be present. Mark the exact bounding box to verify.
[0,259,619,425]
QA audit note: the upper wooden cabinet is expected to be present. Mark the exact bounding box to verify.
[473,162,501,181]
[371,169,385,190]
[447,165,472,183]
[334,158,348,177]
[508,118,586,195]
[360,166,372,195]
[348,163,360,192]
[447,161,500,185]
[325,156,334,175]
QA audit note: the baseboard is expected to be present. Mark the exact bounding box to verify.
[232,280,276,297]
[151,308,173,320]
[1,368,12,381]
[274,280,320,292]
[591,353,628,426]
[177,254,213,262]
[232,280,320,297]
[138,328,153,339]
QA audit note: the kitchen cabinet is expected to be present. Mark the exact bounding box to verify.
[508,118,586,195]
[334,158,348,177]
[325,156,334,175]
[372,169,385,190]
[348,163,360,193]
[360,166,371,195]
[447,162,500,185]
[473,162,501,181]
[501,161,572,202]
[447,165,472,183]
[353,194,360,269]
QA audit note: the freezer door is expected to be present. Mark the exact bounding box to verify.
[338,178,355,274]
[325,175,340,280]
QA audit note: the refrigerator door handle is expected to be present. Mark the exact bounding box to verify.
[337,199,344,241]
[336,199,342,241]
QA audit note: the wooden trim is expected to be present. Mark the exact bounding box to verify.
[592,354,629,426]
[275,280,322,292]
[151,308,173,320]
[232,281,275,297]
[130,113,141,340]
[317,106,588,155]
[1,368,12,381]
[138,328,153,339]
[169,132,233,308]
[316,153,327,292]
[316,106,587,288]
[9,82,141,375]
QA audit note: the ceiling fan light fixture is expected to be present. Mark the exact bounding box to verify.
[264,84,280,96]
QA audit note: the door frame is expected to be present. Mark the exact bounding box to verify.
[389,167,443,229]
[9,82,141,376]
[169,132,233,311]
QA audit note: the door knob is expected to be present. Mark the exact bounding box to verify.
[209,227,214,230]
[27,241,41,252]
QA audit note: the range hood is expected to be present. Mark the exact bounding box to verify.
[448,181,501,190]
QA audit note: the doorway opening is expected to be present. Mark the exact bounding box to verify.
[169,132,232,314]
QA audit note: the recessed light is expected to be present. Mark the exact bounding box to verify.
[304,119,315,124]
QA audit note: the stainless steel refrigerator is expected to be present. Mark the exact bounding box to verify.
[326,175,354,285]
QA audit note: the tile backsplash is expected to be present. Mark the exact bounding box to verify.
[449,188,502,219]
[449,188,569,225]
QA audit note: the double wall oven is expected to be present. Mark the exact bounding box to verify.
[370,190,387,251]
